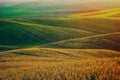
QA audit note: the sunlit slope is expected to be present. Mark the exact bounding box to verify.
[19,18,120,34]
[42,32,120,51]
[1,48,120,59]
[0,20,94,49]
[71,8,120,18]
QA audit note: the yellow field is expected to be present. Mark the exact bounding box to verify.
[0,48,120,80]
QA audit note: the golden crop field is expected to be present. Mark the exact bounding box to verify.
[0,48,120,80]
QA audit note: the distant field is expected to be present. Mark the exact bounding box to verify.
[0,3,90,18]
[71,8,120,18]
[0,8,120,80]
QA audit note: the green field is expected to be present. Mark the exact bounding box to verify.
[0,3,84,18]
[0,7,120,80]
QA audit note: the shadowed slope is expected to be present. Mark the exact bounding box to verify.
[41,32,120,51]
[0,45,19,51]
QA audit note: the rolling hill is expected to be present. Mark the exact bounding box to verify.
[41,32,120,51]
[0,19,95,51]
[18,18,120,33]
[0,8,120,51]
[0,3,120,80]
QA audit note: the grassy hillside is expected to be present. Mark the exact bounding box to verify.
[0,19,95,50]
[1,8,120,51]
[42,32,120,51]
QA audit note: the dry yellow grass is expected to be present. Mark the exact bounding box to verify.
[71,8,120,18]
[0,58,120,80]
[0,48,120,80]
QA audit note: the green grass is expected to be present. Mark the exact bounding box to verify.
[0,19,95,49]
